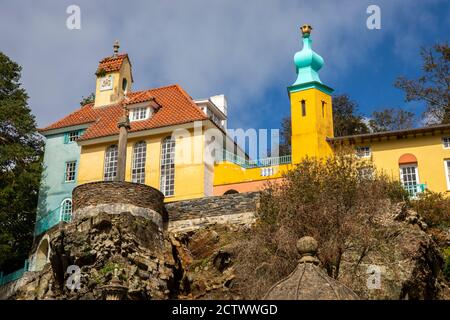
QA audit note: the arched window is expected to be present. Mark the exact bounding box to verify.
[104,145,118,181]
[160,136,175,196]
[60,198,72,222]
[132,141,147,184]
[122,78,128,93]
[35,238,50,271]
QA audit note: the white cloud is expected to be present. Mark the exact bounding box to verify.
[0,0,446,129]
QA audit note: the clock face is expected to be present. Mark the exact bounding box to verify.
[99,75,113,91]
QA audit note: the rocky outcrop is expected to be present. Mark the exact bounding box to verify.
[335,202,448,300]
[6,191,450,300]
[12,212,180,300]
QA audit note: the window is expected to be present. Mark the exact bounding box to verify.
[64,161,77,182]
[261,167,275,177]
[104,145,118,181]
[160,136,175,196]
[444,160,450,190]
[400,165,420,197]
[130,107,149,121]
[321,101,325,117]
[301,100,306,117]
[122,78,128,92]
[132,141,147,184]
[60,199,72,222]
[356,146,371,158]
[65,130,82,143]
[443,137,450,149]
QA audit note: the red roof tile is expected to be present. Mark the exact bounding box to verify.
[39,84,208,141]
[96,54,128,74]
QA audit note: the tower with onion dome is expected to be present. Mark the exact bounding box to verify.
[289,25,334,163]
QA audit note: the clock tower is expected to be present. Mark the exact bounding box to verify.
[94,40,133,107]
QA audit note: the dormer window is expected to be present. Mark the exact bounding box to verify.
[130,107,150,121]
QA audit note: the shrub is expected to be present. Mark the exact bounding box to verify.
[411,191,450,227]
[443,247,450,281]
[234,152,406,299]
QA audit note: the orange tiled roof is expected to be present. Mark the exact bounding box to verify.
[96,54,128,73]
[39,84,208,141]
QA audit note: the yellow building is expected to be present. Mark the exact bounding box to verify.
[38,25,450,209]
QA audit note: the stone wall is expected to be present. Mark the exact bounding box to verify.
[72,182,167,229]
[166,192,260,233]
[73,181,165,215]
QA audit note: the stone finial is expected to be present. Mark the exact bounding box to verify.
[301,24,312,38]
[45,280,56,300]
[113,40,120,57]
[263,235,359,300]
[100,267,128,300]
[297,236,319,264]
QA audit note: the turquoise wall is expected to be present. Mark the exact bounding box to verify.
[35,131,81,234]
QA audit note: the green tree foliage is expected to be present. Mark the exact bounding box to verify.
[395,43,449,124]
[279,117,291,156]
[369,108,415,132]
[80,92,95,106]
[0,52,43,272]
[332,94,369,136]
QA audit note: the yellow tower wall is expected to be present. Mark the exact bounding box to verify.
[94,58,132,107]
[290,87,334,164]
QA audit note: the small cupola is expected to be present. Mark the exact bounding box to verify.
[292,24,325,86]
[94,41,134,107]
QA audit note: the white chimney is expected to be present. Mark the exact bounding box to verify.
[210,94,227,117]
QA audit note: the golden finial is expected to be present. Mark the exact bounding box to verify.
[301,24,313,38]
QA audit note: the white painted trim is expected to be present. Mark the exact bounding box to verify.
[130,106,152,122]
[399,164,420,185]
[195,99,227,120]
[444,160,450,190]
[59,198,72,221]
[442,137,450,149]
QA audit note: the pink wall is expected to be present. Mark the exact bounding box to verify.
[213,178,284,196]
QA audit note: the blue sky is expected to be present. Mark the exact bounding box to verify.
[1,0,449,133]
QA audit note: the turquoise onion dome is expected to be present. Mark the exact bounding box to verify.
[292,25,324,86]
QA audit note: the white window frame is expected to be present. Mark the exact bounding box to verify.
[67,130,81,143]
[442,137,450,149]
[160,136,175,197]
[132,141,147,184]
[64,161,77,182]
[356,146,371,158]
[59,198,72,222]
[104,145,118,181]
[444,160,450,190]
[130,107,150,122]
[399,164,420,197]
